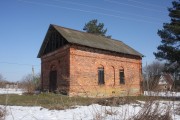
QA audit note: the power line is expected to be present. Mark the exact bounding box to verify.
[52,0,165,22]
[18,0,162,25]
[127,0,165,9]
[104,0,167,14]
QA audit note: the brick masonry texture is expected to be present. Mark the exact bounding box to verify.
[41,44,142,97]
[41,45,70,92]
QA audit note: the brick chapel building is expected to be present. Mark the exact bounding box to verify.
[37,24,143,97]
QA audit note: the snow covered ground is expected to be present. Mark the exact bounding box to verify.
[144,91,180,97]
[0,89,180,120]
[0,88,25,95]
[2,104,138,120]
[1,101,180,120]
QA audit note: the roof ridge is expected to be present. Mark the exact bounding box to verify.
[51,24,123,43]
[37,24,143,58]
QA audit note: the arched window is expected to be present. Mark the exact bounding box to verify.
[98,67,104,85]
[119,68,125,84]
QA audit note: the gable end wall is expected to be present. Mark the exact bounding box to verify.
[41,44,70,93]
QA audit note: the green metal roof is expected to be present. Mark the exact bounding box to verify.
[38,24,143,58]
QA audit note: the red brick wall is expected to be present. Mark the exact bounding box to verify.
[69,44,142,97]
[41,44,70,92]
[41,44,142,97]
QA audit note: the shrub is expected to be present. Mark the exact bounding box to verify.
[0,106,6,120]
[130,100,172,120]
[20,73,41,94]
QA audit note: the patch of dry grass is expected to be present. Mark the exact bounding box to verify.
[129,100,172,120]
[0,106,6,120]
[96,97,135,106]
[175,103,180,115]
[0,93,97,110]
[0,94,149,110]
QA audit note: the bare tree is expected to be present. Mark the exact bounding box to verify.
[0,74,6,88]
[143,61,165,91]
[143,61,165,77]
[20,73,41,94]
[0,74,4,81]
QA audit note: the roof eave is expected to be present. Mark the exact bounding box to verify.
[70,43,143,58]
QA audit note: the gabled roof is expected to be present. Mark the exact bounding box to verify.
[163,74,174,85]
[157,73,174,85]
[38,24,143,58]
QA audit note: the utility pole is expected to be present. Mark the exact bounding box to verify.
[32,65,36,88]
[32,65,34,78]
[32,66,35,83]
[146,62,149,93]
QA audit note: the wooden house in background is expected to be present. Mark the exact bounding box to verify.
[154,73,174,91]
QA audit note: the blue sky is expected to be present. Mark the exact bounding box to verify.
[0,0,172,82]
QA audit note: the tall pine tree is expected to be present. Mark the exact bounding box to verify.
[83,19,111,38]
[154,0,180,65]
